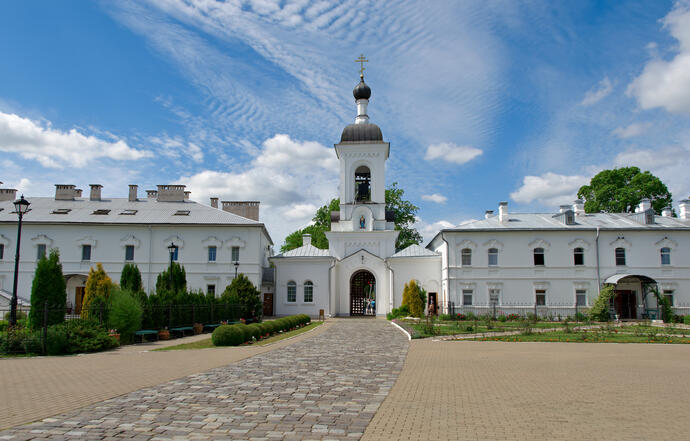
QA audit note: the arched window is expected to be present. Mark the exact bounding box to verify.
[354,166,371,202]
[533,247,545,266]
[488,248,498,266]
[615,248,626,266]
[573,247,584,266]
[660,247,671,265]
[287,281,296,302]
[304,281,314,303]
[461,248,472,266]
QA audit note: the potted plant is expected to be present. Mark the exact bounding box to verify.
[158,327,170,340]
[193,323,204,335]
[108,329,120,343]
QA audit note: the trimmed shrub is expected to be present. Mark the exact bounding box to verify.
[4,311,28,321]
[245,323,263,341]
[387,305,411,320]
[0,320,7,332]
[107,288,143,344]
[276,318,289,332]
[255,322,269,337]
[212,324,245,346]
[44,319,118,355]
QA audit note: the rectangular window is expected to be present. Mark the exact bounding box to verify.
[488,249,498,266]
[287,283,296,303]
[125,245,135,261]
[660,248,671,265]
[535,290,546,306]
[573,248,584,266]
[489,288,500,304]
[664,290,674,306]
[0,244,3,260]
[576,290,587,306]
[533,248,545,266]
[208,246,217,262]
[615,248,626,266]
[461,249,472,266]
[462,289,473,306]
[231,246,240,262]
[172,247,179,261]
[304,283,313,303]
[37,244,46,260]
[207,284,216,297]
[82,245,91,261]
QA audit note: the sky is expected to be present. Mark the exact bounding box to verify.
[1,0,689,247]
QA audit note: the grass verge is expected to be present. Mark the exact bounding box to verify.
[466,330,690,344]
[155,321,323,351]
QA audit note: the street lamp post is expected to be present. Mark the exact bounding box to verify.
[233,261,239,279]
[10,196,31,327]
[167,242,178,289]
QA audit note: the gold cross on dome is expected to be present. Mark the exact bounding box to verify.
[355,54,368,76]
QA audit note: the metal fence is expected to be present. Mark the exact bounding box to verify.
[0,302,243,355]
[442,302,590,321]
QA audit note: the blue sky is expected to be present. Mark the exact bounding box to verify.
[1,0,689,246]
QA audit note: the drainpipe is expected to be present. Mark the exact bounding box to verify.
[441,232,450,313]
[147,225,153,293]
[385,259,395,312]
[595,227,601,295]
[328,258,336,317]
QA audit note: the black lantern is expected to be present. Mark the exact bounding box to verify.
[10,196,31,326]
[233,260,240,278]
[167,242,178,286]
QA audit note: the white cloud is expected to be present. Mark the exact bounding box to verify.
[413,217,456,243]
[627,3,690,115]
[580,76,613,106]
[425,143,483,165]
[611,122,651,139]
[150,135,204,162]
[181,134,339,243]
[421,193,447,204]
[614,145,690,201]
[510,172,589,206]
[0,111,151,168]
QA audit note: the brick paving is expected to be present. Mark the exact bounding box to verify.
[363,339,690,441]
[0,319,408,440]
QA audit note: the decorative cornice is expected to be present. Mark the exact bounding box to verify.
[120,234,141,248]
[528,238,551,250]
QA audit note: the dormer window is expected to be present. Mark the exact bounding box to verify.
[51,208,71,214]
[120,209,137,215]
[174,210,190,216]
[354,166,371,202]
[92,209,110,215]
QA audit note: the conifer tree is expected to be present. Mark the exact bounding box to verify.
[81,263,113,319]
[29,249,66,329]
[120,263,143,294]
[155,262,187,296]
[402,280,424,318]
[221,274,261,321]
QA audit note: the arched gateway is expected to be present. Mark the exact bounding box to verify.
[350,270,376,316]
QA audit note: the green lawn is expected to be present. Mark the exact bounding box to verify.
[466,329,690,344]
[407,319,573,338]
[155,321,323,351]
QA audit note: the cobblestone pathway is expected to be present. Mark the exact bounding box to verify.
[0,319,408,441]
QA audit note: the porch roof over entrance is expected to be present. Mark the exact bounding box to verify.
[604,274,657,284]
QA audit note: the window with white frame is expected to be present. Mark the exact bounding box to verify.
[488,248,498,266]
[573,247,584,266]
[489,288,500,304]
[533,247,545,266]
[304,281,313,303]
[462,289,473,305]
[231,246,240,262]
[287,281,296,302]
[660,247,671,266]
[81,245,91,261]
[207,284,216,297]
[208,246,217,262]
[664,290,674,306]
[0,244,4,260]
[172,247,179,261]
[535,289,546,306]
[461,248,472,266]
[576,289,587,306]
[615,247,626,266]
[37,244,46,260]
[125,245,135,261]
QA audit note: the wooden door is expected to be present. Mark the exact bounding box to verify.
[615,290,637,319]
[428,292,438,315]
[75,286,85,315]
[262,293,273,317]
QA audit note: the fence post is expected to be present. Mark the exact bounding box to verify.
[168,304,172,329]
[533,303,537,321]
[42,300,48,355]
[192,304,196,325]
[492,302,497,320]
[211,302,214,323]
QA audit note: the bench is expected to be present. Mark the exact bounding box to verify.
[169,326,194,337]
[134,329,159,343]
[204,323,221,331]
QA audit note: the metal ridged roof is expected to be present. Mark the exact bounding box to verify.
[390,244,440,258]
[0,197,262,226]
[449,212,690,231]
[273,244,332,258]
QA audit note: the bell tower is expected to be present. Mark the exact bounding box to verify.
[326,65,398,260]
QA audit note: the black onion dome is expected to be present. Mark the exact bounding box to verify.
[340,123,383,143]
[353,77,371,100]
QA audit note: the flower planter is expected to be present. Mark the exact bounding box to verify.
[109,333,120,343]
[158,330,170,340]
[193,323,204,335]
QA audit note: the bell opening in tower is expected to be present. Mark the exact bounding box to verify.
[354,166,371,202]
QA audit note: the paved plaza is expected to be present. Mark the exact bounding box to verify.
[0,319,408,440]
[3,320,690,440]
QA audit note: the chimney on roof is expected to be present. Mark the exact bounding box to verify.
[210,197,218,209]
[55,184,76,201]
[559,204,570,213]
[184,191,191,200]
[146,190,157,198]
[638,198,651,213]
[680,199,690,220]
[498,201,508,223]
[221,201,260,221]
[303,234,312,246]
[89,184,102,201]
[573,199,585,216]
[0,183,17,202]
[156,185,186,202]
[484,210,494,219]
[75,188,83,198]
[661,206,673,217]
[128,185,138,202]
